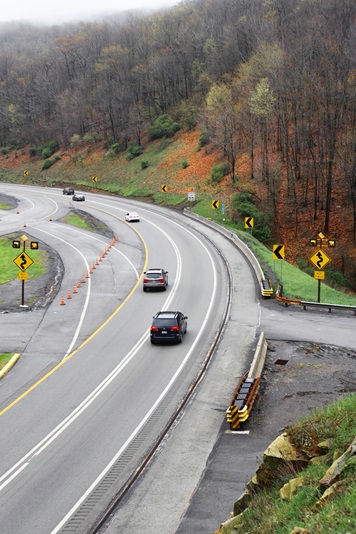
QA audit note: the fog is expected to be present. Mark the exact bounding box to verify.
[1,0,180,25]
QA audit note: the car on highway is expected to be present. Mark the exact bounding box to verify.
[63,187,75,195]
[150,311,188,344]
[125,211,140,222]
[143,268,168,291]
[72,193,85,201]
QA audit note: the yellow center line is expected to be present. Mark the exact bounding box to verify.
[0,209,148,416]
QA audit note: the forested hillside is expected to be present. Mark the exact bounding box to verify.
[0,0,355,286]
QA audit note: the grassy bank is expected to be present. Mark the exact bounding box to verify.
[219,393,356,534]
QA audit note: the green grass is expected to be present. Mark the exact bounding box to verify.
[221,393,356,534]
[191,203,356,305]
[0,238,46,285]
[237,231,356,305]
[61,212,92,230]
[1,142,355,303]
[0,353,14,371]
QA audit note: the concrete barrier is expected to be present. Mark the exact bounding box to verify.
[226,333,268,429]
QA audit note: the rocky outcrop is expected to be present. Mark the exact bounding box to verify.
[216,434,356,534]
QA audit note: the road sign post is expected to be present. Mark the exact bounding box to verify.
[12,235,36,307]
[272,244,285,283]
[309,233,333,302]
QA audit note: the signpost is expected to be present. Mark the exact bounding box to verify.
[12,235,36,307]
[308,232,334,302]
[273,244,285,283]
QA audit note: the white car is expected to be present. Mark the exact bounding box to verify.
[125,212,140,222]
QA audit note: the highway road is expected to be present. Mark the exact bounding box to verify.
[3,185,354,534]
[0,185,229,533]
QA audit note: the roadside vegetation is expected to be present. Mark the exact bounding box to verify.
[219,393,356,534]
[0,186,355,305]
[0,353,15,372]
[0,237,47,284]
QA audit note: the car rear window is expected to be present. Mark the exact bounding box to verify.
[153,318,177,327]
[146,273,161,278]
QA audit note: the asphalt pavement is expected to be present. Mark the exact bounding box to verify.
[99,222,356,534]
[2,210,355,534]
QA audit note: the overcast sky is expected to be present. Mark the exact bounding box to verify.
[1,0,180,25]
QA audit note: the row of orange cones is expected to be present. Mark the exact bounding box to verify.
[60,236,117,305]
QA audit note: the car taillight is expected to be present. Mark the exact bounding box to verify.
[158,277,164,282]
[150,326,158,331]
[170,326,180,332]
[144,278,149,283]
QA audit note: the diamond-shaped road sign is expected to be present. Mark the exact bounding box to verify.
[309,249,331,270]
[13,251,34,272]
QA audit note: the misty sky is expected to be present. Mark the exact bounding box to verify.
[1,0,180,25]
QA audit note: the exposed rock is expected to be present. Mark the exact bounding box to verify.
[319,436,356,490]
[279,476,304,500]
[255,433,309,486]
[314,479,347,510]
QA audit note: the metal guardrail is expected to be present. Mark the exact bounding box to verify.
[276,286,356,314]
[184,209,273,298]
[300,300,356,314]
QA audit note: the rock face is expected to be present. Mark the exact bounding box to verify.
[217,433,356,533]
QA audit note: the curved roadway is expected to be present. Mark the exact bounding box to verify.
[0,185,228,533]
[1,185,355,534]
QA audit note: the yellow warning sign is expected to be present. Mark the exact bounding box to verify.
[309,249,331,270]
[314,271,325,280]
[13,252,34,272]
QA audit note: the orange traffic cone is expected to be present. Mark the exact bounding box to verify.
[49,217,52,221]
[23,223,27,227]
[86,270,90,278]
[73,285,77,294]
[67,290,72,299]
[77,280,81,288]
[60,295,65,305]
[95,258,99,266]
[82,274,86,283]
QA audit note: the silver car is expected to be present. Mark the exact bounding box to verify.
[143,268,168,291]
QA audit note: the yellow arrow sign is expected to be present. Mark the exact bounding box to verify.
[212,199,219,209]
[245,217,254,228]
[161,184,167,193]
[92,175,98,182]
[273,244,285,260]
[309,249,331,270]
[13,251,34,272]
[24,170,28,176]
